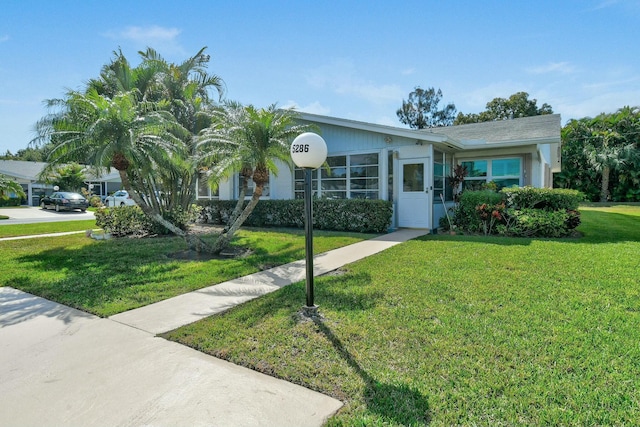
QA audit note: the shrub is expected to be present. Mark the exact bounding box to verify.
[453,190,505,234]
[94,206,199,237]
[501,187,585,211]
[453,188,582,238]
[502,209,571,238]
[197,199,393,233]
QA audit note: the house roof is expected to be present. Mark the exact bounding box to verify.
[0,160,48,181]
[297,112,452,145]
[0,160,120,182]
[298,112,561,151]
[427,114,562,148]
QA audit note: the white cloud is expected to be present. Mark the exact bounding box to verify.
[282,100,331,115]
[0,35,9,43]
[306,58,405,105]
[527,62,577,75]
[103,25,184,55]
[401,67,416,76]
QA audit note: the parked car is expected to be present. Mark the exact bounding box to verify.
[104,190,136,207]
[40,192,89,212]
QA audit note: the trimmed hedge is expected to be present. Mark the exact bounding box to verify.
[197,199,393,233]
[452,187,585,238]
[502,187,584,211]
[94,206,195,237]
[0,198,22,207]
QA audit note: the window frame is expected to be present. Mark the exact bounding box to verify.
[459,156,523,190]
[294,151,381,200]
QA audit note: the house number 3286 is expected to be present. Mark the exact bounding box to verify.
[291,144,310,153]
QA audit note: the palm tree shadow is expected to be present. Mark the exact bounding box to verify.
[313,319,431,425]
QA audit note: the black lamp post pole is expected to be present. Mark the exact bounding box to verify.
[304,167,315,308]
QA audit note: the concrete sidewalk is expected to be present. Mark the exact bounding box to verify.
[0,229,427,427]
[110,229,428,334]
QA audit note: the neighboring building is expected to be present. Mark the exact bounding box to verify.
[0,160,123,206]
[198,113,561,230]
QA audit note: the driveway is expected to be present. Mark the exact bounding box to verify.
[0,206,95,225]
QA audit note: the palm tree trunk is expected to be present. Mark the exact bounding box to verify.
[210,185,263,254]
[600,166,611,202]
[223,176,248,232]
[117,170,213,252]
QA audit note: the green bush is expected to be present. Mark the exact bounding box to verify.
[501,208,571,238]
[453,190,505,233]
[0,197,22,207]
[453,188,582,238]
[501,186,585,211]
[197,199,393,233]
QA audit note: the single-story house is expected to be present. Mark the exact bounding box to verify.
[198,113,561,230]
[3,112,561,231]
[0,160,123,206]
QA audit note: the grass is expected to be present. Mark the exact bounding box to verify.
[163,205,640,426]
[0,220,97,238]
[0,227,373,316]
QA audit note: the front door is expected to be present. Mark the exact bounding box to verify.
[398,159,430,228]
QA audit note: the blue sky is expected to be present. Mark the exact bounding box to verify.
[1,0,639,154]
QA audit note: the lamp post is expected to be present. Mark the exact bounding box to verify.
[290,132,327,315]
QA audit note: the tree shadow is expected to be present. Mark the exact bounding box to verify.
[0,286,94,327]
[314,319,431,425]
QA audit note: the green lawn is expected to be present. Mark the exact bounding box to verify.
[0,220,97,238]
[164,205,640,426]
[0,227,373,316]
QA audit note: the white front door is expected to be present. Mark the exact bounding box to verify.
[398,159,430,228]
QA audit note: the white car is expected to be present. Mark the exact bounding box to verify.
[104,190,136,207]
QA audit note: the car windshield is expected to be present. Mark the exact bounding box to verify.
[59,192,83,199]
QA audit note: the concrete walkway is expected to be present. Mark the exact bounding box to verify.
[0,229,427,427]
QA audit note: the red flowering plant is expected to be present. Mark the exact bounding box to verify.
[475,202,507,235]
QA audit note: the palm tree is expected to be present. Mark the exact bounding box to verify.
[138,47,225,212]
[583,110,638,202]
[32,88,214,250]
[198,103,316,254]
[0,174,25,200]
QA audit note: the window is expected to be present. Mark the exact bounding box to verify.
[322,155,347,199]
[461,158,521,190]
[403,163,424,192]
[294,168,319,199]
[197,172,219,199]
[294,153,380,200]
[238,173,269,198]
[350,153,379,199]
[433,150,452,202]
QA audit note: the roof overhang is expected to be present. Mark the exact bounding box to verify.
[297,112,460,147]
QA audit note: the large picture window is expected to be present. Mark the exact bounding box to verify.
[294,153,380,200]
[461,157,521,190]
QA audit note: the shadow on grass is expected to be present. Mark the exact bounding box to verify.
[314,319,431,425]
[9,239,188,315]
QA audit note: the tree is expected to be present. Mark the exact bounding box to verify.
[198,103,316,254]
[0,174,26,200]
[396,87,456,129]
[33,47,226,252]
[32,87,207,246]
[43,163,86,192]
[455,92,553,124]
[555,107,640,202]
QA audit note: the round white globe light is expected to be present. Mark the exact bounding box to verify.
[53,186,59,191]
[290,132,327,169]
